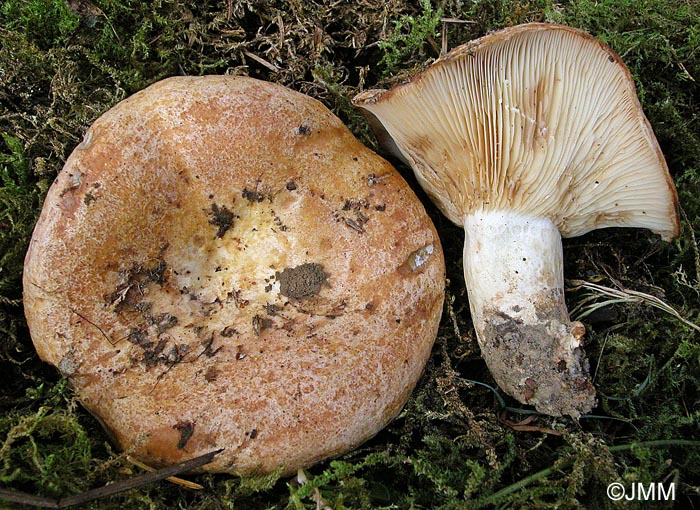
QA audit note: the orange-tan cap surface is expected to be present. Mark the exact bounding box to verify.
[23,76,445,474]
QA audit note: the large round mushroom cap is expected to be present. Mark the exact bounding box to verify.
[23,76,445,474]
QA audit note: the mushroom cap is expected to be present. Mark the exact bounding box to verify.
[23,76,445,475]
[353,23,679,240]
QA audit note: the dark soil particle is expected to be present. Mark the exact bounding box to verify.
[174,421,194,450]
[201,335,222,358]
[204,366,218,382]
[265,303,282,315]
[83,192,97,205]
[252,314,273,335]
[208,203,236,238]
[272,215,288,231]
[143,339,168,367]
[276,263,329,299]
[342,198,370,211]
[220,326,238,337]
[242,188,265,202]
[127,328,147,346]
[153,312,178,333]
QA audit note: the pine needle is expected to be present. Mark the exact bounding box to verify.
[126,456,204,490]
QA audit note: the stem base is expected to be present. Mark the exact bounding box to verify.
[463,211,596,417]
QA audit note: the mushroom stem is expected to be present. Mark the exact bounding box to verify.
[462,210,595,417]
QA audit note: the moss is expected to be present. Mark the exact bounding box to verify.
[377,0,442,78]
[1,0,700,508]
[0,135,44,300]
[1,0,80,48]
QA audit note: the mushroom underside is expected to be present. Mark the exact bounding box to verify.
[352,23,679,417]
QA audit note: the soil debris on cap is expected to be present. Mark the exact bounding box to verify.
[208,203,236,238]
[276,263,329,299]
[83,192,97,205]
[242,188,265,203]
[174,421,195,449]
[107,260,167,312]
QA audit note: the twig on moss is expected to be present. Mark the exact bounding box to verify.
[0,449,223,508]
[242,50,280,72]
[440,17,475,54]
[126,455,204,490]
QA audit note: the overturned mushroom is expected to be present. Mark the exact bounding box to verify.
[23,76,445,474]
[353,23,679,417]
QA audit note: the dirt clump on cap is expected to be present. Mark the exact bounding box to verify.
[276,263,329,299]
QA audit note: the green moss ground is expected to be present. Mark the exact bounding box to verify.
[1,0,699,508]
